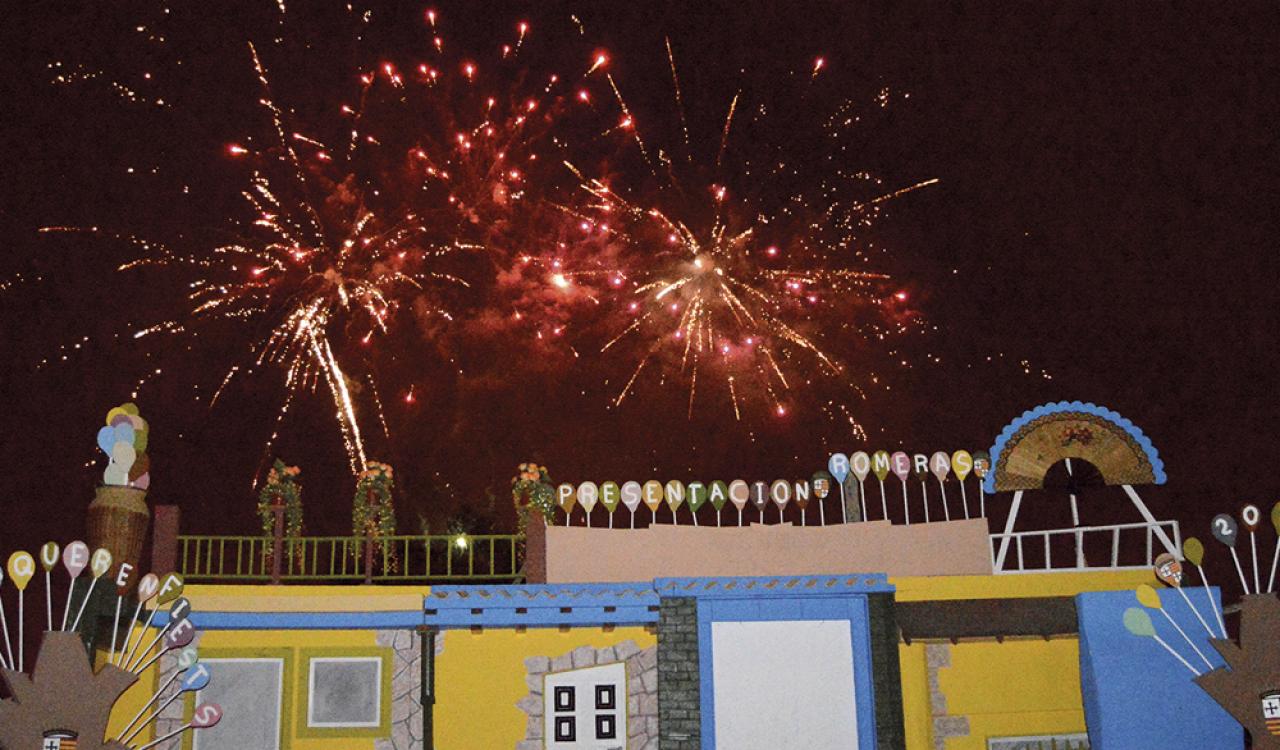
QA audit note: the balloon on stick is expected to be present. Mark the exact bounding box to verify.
[686,482,707,527]
[0,566,12,670]
[70,548,113,632]
[556,484,576,526]
[135,702,223,750]
[872,451,891,523]
[133,612,197,675]
[39,541,59,631]
[1210,513,1250,594]
[1123,607,1200,677]
[60,541,89,631]
[951,450,973,519]
[128,596,192,672]
[621,481,642,529]
[600,482,620,529]
[1136,584,1214,670]
[576,482,598,528]
[6,551,34,671]
[1269,503,1280,593]
[973,451,991,517]
[109,562,136,664]
[119,572,160,666]
[728,480,749,526]
[709,481,729,527]
[851,452,876,521]
[1241,504,1262,594]
[1153,553,1216,640]
[890,452,911,524]
[118,656,207,742]
[911,455,930,523]
[1182,537,1228,639]
[665,481,686,524]
[824,453,844,522]
[809,472,833,527]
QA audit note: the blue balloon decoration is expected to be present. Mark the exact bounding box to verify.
[181,663,212,692]
[97,426,115,455]
[113,423,135,448]
[828,453,850,483]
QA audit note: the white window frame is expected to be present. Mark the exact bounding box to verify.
[193,657,285,750]
[543,662,627,749]
[306,656,384,729]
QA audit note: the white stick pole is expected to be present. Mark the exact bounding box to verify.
[110,594,124,664]
[1270,536,1280,593]
[878,480,888,522]
[0,595,14,670]
[858,480,868,522]
[134,721,193,750]
[1153,633,1201,676]
[44,570,52,632]
[900,481,910,524]
[70,576,101,632]
[119,670,182,738]
[119,599,147,666]
[124,602,161,669]
[127,622,172,673]
[16,591,23,672]
[1175,586,1217,639]
[61,579,75,631]
[1196,567,1229,639]
[801,508,806,526]
[958,480,970,519]
[920,482,930,523]
[818,495,826,526]
[1250,531,1261,595]
[1230,548,1251,594]
[1159,608,1214,670]
[937,479,951,522]
[837,482,847,524]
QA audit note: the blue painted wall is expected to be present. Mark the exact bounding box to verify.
[1077,588,1241,749]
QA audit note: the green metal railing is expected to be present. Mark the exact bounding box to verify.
[177,534,524,583]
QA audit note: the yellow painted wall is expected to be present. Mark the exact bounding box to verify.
[890,570,1138,749]
[898,642,933,750]
[940,639,1085,749]
[104,585,427,748]
[434,627,657,750]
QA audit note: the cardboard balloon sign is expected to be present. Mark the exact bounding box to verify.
[1122,502,1280,749]
[558,477,827,527]
[0,542,223,750]
[96,403,151,490]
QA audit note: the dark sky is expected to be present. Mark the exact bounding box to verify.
[1,1,1277,563]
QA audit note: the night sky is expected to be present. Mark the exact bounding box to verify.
[0,1,1276,563]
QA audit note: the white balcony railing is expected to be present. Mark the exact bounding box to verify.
[989,520,1181,574]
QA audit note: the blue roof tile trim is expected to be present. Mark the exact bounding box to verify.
[984,400,1167,494]
[655,574,894,598]
[423,582,661,628]
[422,576,894,628]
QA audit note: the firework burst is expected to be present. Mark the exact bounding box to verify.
[41,9,605,476]
[548,43,937,431]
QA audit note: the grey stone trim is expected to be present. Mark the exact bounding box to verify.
[373,628,433,750]
[868,592,906,750]
[516,639,659,750]
[657,597,699,750]
[926,643,970,750]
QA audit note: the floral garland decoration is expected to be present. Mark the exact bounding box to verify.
[511,462,554,533]
[257,460,304,563]
[353,461,398,572]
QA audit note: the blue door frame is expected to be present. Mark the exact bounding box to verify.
[661,576,885,750]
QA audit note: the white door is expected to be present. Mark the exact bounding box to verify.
[711,620,859,750]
